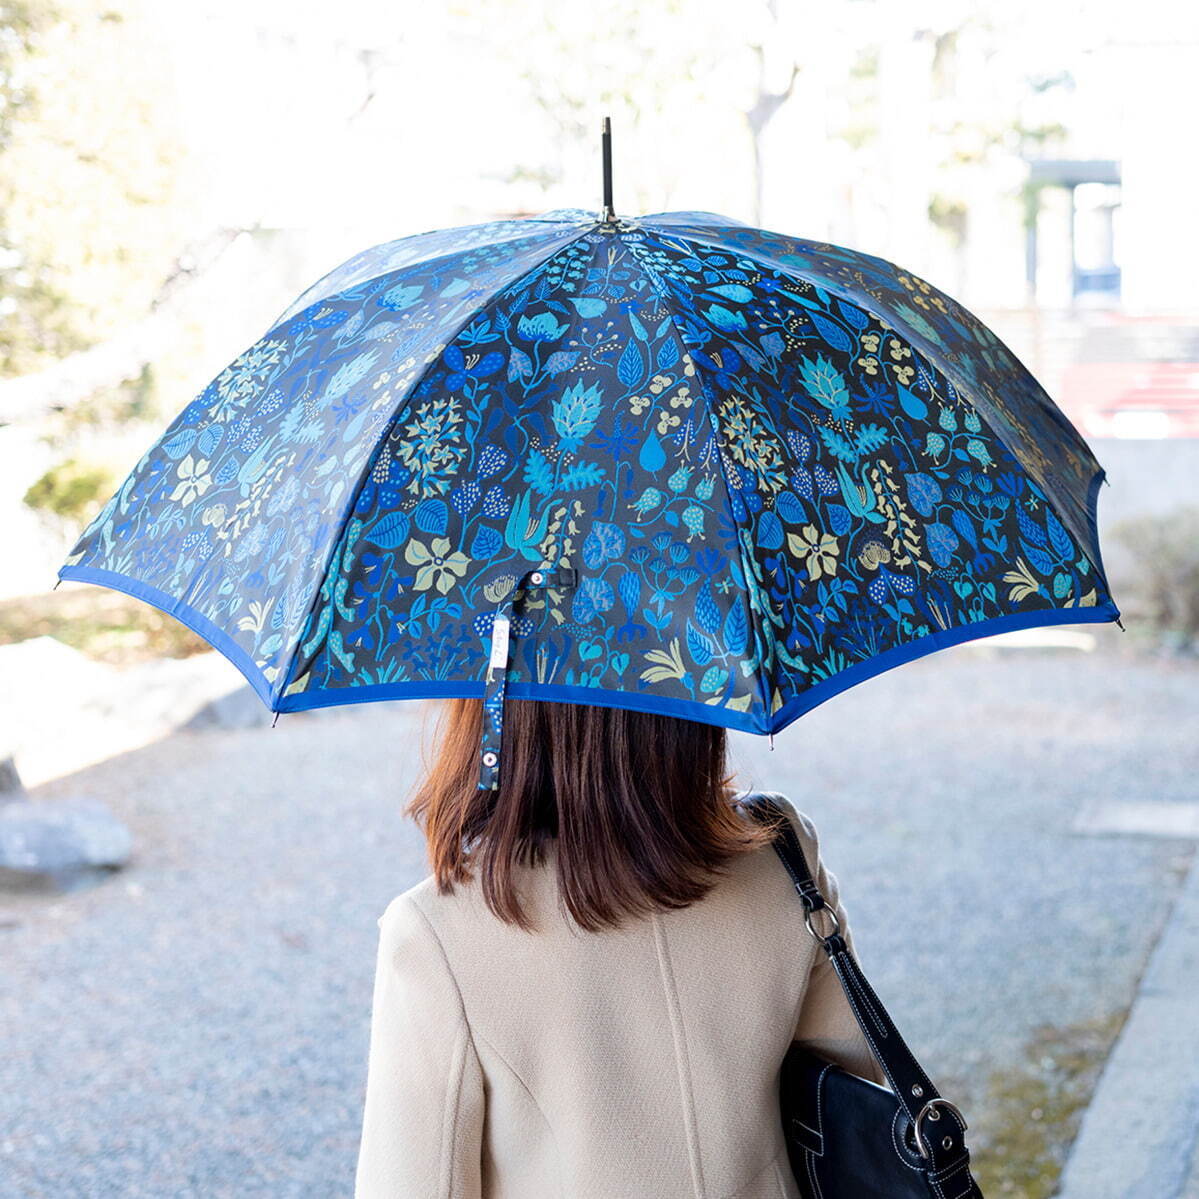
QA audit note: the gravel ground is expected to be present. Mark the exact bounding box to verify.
[1,641,1196,1198]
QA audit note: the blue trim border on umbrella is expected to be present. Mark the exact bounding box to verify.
[57,470,1118,738]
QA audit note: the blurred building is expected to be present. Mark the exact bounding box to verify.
[766,14,1199,444]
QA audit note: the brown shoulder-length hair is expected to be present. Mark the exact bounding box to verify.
[406,697,783,932]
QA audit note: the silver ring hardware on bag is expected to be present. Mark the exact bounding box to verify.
[913,1098,968,1160]
[803,902,842,943]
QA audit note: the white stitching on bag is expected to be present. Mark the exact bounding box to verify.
[889,1105,923,1172]
[812,1061,832,1155]
[932,1156,974,1199]
[805,1147,824,1199]
[838,958,889,1040]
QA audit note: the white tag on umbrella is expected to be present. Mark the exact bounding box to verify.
[487,614,510,682]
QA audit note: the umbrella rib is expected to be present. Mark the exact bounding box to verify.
[269,219,596,333]
[622,237,776,732]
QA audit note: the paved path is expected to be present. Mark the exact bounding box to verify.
[1056,843,1199,1199]
[1,643,1195,1197]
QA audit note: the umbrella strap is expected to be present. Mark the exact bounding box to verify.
[478,566,577,791]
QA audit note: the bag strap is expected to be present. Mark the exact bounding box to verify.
[739,790,973,1174]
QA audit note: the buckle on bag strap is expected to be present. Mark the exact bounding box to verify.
[913,1098,969,1160]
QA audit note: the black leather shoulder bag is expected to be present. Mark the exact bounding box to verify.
[738,791,984,1199]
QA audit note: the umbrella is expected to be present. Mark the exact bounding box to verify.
[59,120,1120,788]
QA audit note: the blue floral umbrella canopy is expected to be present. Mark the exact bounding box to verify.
[60,204,1120,785]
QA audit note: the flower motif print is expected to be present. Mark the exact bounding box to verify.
[169,455,212,506]
[212,340,286,417]
[788,525,840,581]
[397,397,464,495]
[405,537,469,593]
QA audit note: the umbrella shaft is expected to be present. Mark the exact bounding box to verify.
[602,116,614,221]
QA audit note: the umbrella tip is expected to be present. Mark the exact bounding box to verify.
[600,115,615,224]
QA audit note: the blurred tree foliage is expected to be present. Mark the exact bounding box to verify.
[22,453,114,519]
[0,0,191,380]
[2,0,197,527]
[479,0,725,213]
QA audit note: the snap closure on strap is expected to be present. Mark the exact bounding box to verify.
[477,566,578,791]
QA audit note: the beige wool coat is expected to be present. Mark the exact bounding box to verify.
[354,797,887,1199]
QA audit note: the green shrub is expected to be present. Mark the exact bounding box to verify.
[1111,507,1199,647]
[22,457,116,523]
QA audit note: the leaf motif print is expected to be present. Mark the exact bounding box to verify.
[686,622,716,666]
[904,472,941,517]
[197,424,223,458]
[835,299,869,331]
[694,579,722,634]
[855,425,889,456]
[757,509,784,550]
[926,522,959,567]
[545,351,581,376]
[1015,504,1047,548]
[572,578,615,623]
[570,297,606,317]
[798,354,851,420]
[951,509,977,549]
[413,498,448,535]
[524,450,555,496]
[163,428,197,459]
[1002,558,1042,602]
[508,347,533,381]
[640,639,687,685]
[617,570,641,613]
[582,521,626,569]
[808,311,854,353]
[723,604,749,656]
[469,526,503,559]
[326,350,379,400]
[818,426,857,463]
[617,339,644,387]
[559,461,606,490]
[710,284,753,302]
[897,385,928,420]
[553,380,604,451]
[773,490,802,525]
[1021,540,1057,576]
[1045,509,1074,560]
[366,511,410,548]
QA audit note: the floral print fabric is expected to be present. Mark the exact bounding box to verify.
[61,209,1118,733]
